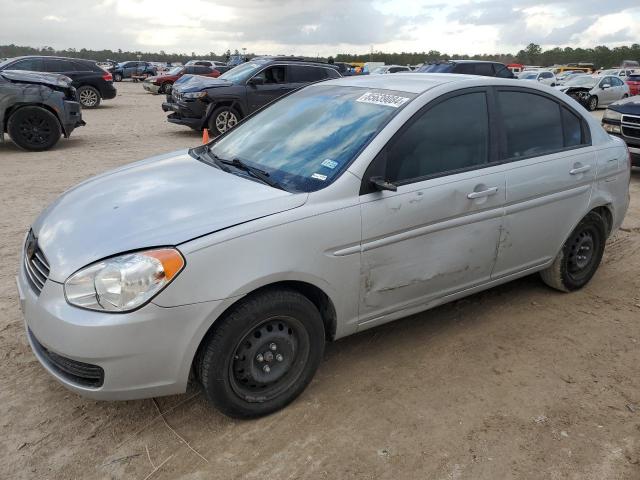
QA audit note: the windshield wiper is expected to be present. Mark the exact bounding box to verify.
[220,157,286,191]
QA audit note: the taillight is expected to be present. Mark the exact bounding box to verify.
[102,71,113,82]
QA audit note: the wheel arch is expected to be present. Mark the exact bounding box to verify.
[4,103,65,136]
[190,280,337,378]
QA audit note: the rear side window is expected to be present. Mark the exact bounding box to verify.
[498,91,585,159]
[386,92,489,183]
[289,65,327,83]
[454,63,474,75]
[44,59,76,72]
[474,63,495,76]
[325,67,341,79]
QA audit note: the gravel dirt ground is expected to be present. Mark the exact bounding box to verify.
[1,82,639,480]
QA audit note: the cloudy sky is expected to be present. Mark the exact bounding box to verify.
[0,0,638,56]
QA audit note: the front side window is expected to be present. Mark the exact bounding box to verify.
[9,58,43,71]
[498,91,579,159]
[209,85,414,192]
[385,92,489,183]
[253,66,286,84]
[600,77,612,88]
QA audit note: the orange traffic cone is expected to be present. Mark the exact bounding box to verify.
[202,128,210,144]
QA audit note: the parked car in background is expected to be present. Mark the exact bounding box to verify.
[18,74,629,418]
[602,97,640,167]
[330,62,353,76]
[417,60,514,78]
[0,70,84,150]
[186,60,227,68]
[555,71,588,85]
[556,75,630,111]
[112,61,157,82]
[162,56,341,135]
[625,73,640,96]
[0,56,117,108]
[143,65,220,94]
[370,65,412,74]
[518,70,557,86]
[597,68,637,79]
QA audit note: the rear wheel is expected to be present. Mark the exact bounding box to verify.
[587,96,598,111]
[540,211,606,292]
[77,85,101,108]
[7,106,62,151]
[114,73,122,82]
[197,289,325,418]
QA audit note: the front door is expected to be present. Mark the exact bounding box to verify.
[246,65,290,112]
[491,89,596,277]
[358,90,506,328]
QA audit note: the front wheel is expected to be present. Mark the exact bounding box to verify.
[587,96,598,111]
[540,211,606,292]
[77,86,101,108]
[208,106,239,136]
[7,106,62,151]
[160,82,172,94]
[197,289,325,418]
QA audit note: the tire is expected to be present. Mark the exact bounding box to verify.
[540,211,607,292]
[208,106,240,136]
[160,82,172,94]
[114,73,122,82]
[7,106,62,151]
[587,96,598,111]
[197,288,325,418]
[77,86,101,108]
[623,94,629,99]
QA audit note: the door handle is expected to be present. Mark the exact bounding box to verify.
[569,165,592,175]
[467,186,498,199]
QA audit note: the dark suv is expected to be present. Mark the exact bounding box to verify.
[112,61,157,82]
[162,57,341,135]
[1,70,84,150]
[417,60,514,78]
[0,56,117,108]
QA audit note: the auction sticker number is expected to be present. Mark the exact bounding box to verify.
[356,92,410,108]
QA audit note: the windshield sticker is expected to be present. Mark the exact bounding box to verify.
[321,159,338,169]
[356,92,410,108]
[311,173,327,181]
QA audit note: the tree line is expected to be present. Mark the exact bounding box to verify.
[1,43,639,68]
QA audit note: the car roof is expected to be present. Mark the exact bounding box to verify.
[321,73,479,94]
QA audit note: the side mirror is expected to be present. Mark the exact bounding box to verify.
[601,84,610,90]
[370,176,397,192]
[248,77,264,86]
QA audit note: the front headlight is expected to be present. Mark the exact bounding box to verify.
[64,248,185,312]
[603,109,622,121]
[182,91,207,100]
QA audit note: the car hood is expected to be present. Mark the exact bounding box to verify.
[174,75,233,92]
[0,70,72,88]
[608,95,640,114]
[32,150,307,282]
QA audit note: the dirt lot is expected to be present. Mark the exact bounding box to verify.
[1,82,639,480]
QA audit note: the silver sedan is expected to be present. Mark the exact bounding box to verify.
[556,74,630,111]
[18,74,630,418]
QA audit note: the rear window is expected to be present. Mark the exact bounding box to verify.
[628,75,640,81]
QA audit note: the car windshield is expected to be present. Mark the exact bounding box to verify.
[565,76,596,87]
[417,63,454,73]
[168,66,183,75]
[519,73,538,80]
[219,59,269,83]
[371,67,386,74]
[0,57,16,69]
[600,69,617,76]
[208,85,415,192]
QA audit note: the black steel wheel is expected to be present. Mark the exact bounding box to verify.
[7,106,62,151]
[197,288,325,418]
[540,211,606,292]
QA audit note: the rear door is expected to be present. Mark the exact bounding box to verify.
[358,89,507,327]
[492,88,595,278]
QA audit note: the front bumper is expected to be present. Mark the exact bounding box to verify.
[602,119,640,166]
[162,99,206,129]
[17,257,226,400]
[60,99,85,137]
[143,82,161,94]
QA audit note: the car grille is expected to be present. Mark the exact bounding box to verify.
[29,329,105,388]
[23,231,50,295]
